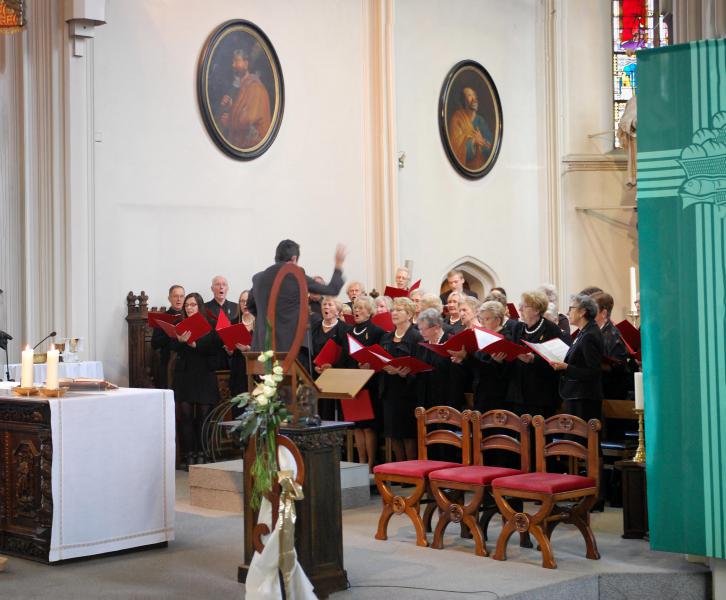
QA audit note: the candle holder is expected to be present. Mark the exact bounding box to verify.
[626,310,640,328]
[12,386,40,397]
[39,386,68,398]
[633,408,646,463]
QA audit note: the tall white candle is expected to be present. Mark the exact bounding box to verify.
[46,344,59,390]
[21,345,34,388]
[630,266,638,313]
[634,372,644,411]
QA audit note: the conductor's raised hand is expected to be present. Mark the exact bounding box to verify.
[334,244,347,270]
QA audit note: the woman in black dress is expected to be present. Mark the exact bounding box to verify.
[380,296,423,461]
[228,290,254,399]
[311,296,347,420]
[341,295,386,470]
[444,291,464,333]
[550,294,604,422]
[506,290,570,418]
[171,292,221,467]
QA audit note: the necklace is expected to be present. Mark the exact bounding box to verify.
[393,327,408,340]
[353,324,368,336]
[322,318,338,328]
[524,318,544,336]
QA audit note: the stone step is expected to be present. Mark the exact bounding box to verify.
[189,460,370,512]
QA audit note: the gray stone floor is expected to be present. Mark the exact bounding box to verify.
[0,472,710,599]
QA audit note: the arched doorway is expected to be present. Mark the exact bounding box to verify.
[439,257,499,299]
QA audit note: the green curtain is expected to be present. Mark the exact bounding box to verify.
[638,38,726,559]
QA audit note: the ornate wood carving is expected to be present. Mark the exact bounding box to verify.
[283,428,346,451]
[126,290,153,388]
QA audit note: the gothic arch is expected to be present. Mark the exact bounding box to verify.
[439,257,500,299]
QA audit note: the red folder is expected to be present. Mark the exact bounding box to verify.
[347,334,393,372]
[216,324,252,351]
[314,339,342,367]
[371,311,395,332]
[409,279,421,292]
[571,328,580,341]
[216,309,231,330]
[507,303,520,320]
[340,389,375,422]
[420,327,527,362]
[615,320,641,352]
[147,311,181,329]
[342,313,356,325]
[387,355,433,374]
[157,311,212,344]
[383,286,409,299]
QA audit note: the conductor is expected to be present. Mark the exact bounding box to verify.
[248,239,347,352]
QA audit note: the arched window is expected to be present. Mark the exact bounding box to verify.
[612,0,671,147]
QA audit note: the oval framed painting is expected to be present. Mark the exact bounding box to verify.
[198,20,284,160]
[438,60,503,179]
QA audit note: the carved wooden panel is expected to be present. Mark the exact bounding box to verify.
[0,399,52,563]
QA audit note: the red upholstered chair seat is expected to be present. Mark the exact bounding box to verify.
[373,460,460,478]
[429,466,522,485]
[492,472,597,494]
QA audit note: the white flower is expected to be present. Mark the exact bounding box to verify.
[263,385,275,398]
[273,374,283,383]
[261,374,275,385]
[272,365,283,375]
[257,395,269,406]
[257,354,267,363]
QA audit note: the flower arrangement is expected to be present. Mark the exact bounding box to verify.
[230,350,289,509]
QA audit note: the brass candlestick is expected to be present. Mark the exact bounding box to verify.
[633,408,646,463]
[626,310,640,328]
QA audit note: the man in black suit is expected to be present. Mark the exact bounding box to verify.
[204,275,239,323]
[151,284,185,388]
[439,269,479,305]
[248,240,346,352]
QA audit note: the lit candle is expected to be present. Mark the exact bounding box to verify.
[46,344,59,390]
[21,345,34,388]
[634,372,644,411]
[630,266,638,313]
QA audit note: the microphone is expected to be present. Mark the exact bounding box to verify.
[0,330,12,340]
[33,331,57,350]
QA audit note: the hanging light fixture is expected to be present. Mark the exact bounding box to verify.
[0,0,24,34]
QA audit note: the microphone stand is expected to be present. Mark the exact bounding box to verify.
[0,337,11,382]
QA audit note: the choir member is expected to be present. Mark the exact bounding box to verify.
[410,288,423,323]
[151,284,185,389]
[506,291,570,418]
[538,283,572,342]
[228,290,254,398]
[591,291,632,398]
[439,269,478,304]
[171,292,221,467]
[343,295,386,470]
[311,296,348,420]
[345,281,365,308]
[444,291,464,332]
[205,275,239,369]
[468,300,512,412]
[551,294,604,421]
[416,308,464,410]
[458,296,481,329]
[380,297,423,461]
[394,266,410,289]
[375,295,392,314]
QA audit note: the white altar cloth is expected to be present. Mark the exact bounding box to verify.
[0,383,175,561]
[6,360,105,385]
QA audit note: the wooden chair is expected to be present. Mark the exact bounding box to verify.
[491,414,602,569]
[428,410,531,556]
[373,406,470,547]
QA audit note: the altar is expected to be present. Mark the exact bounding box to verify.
[0,383,175,562]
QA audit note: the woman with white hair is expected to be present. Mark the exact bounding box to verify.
[538,283,571,341]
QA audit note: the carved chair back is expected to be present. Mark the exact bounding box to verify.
[534,414,602,484]
[415,406,471,465]
[474,410,532,472]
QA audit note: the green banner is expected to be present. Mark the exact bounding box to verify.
[638,39,726,559]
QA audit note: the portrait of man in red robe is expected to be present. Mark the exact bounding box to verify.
[219,49,272,150]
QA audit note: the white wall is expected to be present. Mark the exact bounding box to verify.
[394,0,546,299]
[93,0,369,383]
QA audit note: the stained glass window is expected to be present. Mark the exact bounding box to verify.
[612,0,670,147]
